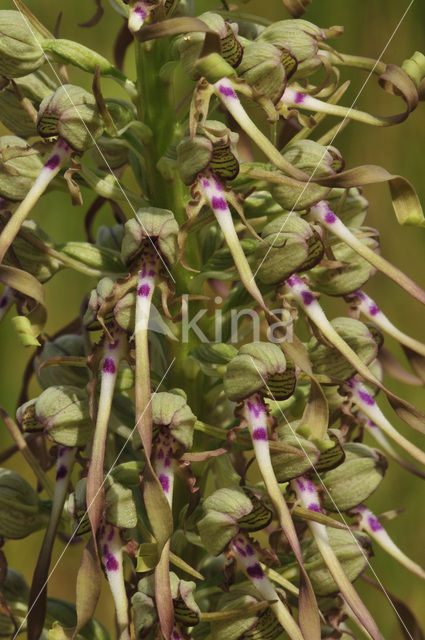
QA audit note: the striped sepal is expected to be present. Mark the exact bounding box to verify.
[315,433,345,473]
[211,144,239,181]
[245,607,282,640]
[37,113,59,138]
[174,597,200,626]
[238,489,273,532]
[220,24,243,68]
[280,47,298,78]
[263,363,296,401]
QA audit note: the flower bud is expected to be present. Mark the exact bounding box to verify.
[243,190,283,219]
[57,240,125,274]
[0,11,45,78]
[0,136,44,201]
[237,41,295,104]
[224,342,291,402]
[198,486,272,555]
[177,120,239,185]
[111,460,143,487]
[308,235,378,296]
[257,19,325,66]
[0,71,57,138]
[401,51,425,89]
[37,85,104,153]
[96,224,125,251]
[89,137,129,170]
[211,586,282,640]
[120,207,178,267]
[131,577,157,639]
[269,140,343,210]
[320,443,387,512]
[326,187,369,227]
[33,385,94,446]
[177,12,243,80]
[35,333,89,389]
[308,317,378,380]
[1,218,62,283]
[302,528,372,596]
[0,569,29,635]
[151,391,196,450]
[0,468,49,539]
[83,276,116,329]
[271,422,321,481]
[255,213,323,285]
[170,572,200,626]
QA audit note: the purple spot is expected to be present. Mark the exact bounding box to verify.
[247,400,263,419]
[173,632,181,640]
[157,448,164,460]
[355,290,366,300]
[287,274,302,287]
[167,447,173,455]
[134,6,146,18]
[369,304,379,316]
[45,154,60,171]
[358,390,375,406]
[211,196,227,211]
[108,526,114,541]
[148,269,156,277]
[296,478,305,491]
[325,210,337,224]
[294,92,305,104]
[109,339,120,350]
[234,542,246,557]
[252,427,268,441]
[102,357,116,374]
[307,503,321,513]
[56,465,67,480]
[159,474,169,493]
[301,291,314,306]
[105,554,119,572]
[102,544,109,556]
[137,284,151,297]
[164,457,171,468]
[245,545,254,556]
[58,446,67,458]
[368,515,383,532]
[218,84,237,99]
[202,179,210,188]
[0,296,7,308]
[247,563,264,579]
[306,479,315,492]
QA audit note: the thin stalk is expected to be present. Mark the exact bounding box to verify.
[100,524,130,640]
[351,290,425,357]
[348,378,425,467]
[241,394,321,640]
[279,87,392,127]
[213,79,308,181]
[354,505,425,581]
[199,173,266,311]
[0,140,71,263]
[320,50,387,76]
[292,477,383,640]
[27,447,76,640]
[86,329,126,535]
[230,534,304,640]
[0,408,53,498]
[310,201,425,306]
[361,413,425,479]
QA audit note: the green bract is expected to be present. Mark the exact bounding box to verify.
[0,11,45,78]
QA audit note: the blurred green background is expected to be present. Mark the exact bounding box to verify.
[0,0,425,637]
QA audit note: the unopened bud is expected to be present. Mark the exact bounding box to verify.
[271,422,321,481]
[0,11,45,78]
[257,19,325,65]
[238,41,295,103]
[0,136,44,201]
[151,391,196,450]
[33,385,94,446]
[121,207,178,267]
[0,468,49,539]
[0,71,56,138]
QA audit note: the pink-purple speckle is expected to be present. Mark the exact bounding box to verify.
[45,154,61,171]
[307,503,321,513]
[137,284,151,297]
[294,92,305,104]
[164,456,171,468]
[159,474,169,493]
[172,631,181,640]
[105,554,119,572]
[324,210,337,224]
[247,563,264,579]
[56,465,67,480]
[252,427,268,441]
[358,389,375,406]
[157,448,164,460]
[296,478,305,491]
[369,304,379,316]
[218,84,237,99]
[134,6,146,18]
[0,296,7,309]
[301,291,314,306]
[102,357,116,374]
[148,269,156,277]
[368,515,383,532]
[247,400,263,419]
[245,545,254,556]
[211,196,227,211]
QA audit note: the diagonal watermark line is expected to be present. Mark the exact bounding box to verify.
[251,0,415,281]
[248,355,414,640]
[13,357,176,640]
[11,0,175,283]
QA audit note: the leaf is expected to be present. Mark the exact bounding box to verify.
[169,552,204,581]
[292,506,347,530]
